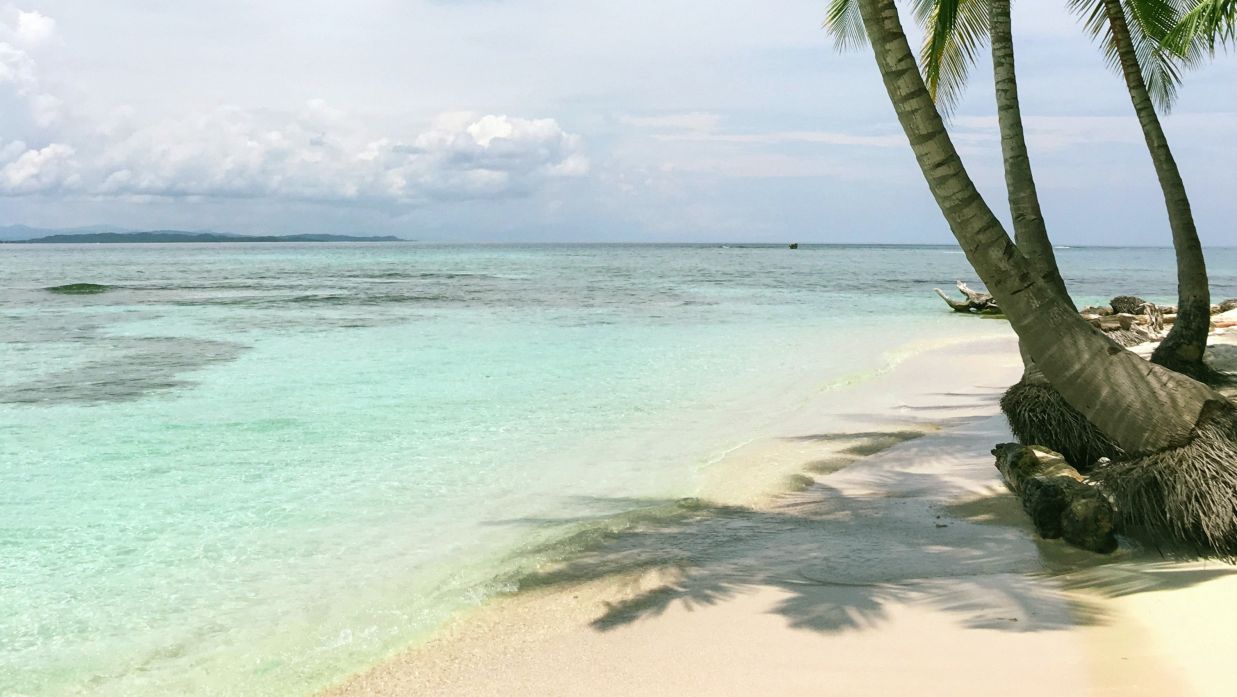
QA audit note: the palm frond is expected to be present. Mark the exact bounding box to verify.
[911,0,993,115]
[1165,0,1237,55]
[825,0,869,51]
[1069,0,1197,112]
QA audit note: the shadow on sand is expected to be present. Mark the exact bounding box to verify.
[494,424,1236,637]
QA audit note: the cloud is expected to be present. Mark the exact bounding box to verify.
[622,111,905,148]
[0,9,585,206]
[1,103,587,203]
[0,140,77,193]
[11,9,54,46]
[621,112,723,133]
[654,129,906,147]
[0,8,60,125]
[952,113,1237,153]
[0,41,34,89]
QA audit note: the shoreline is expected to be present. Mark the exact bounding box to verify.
[306,327,1022,693]
[319,330,1237,696]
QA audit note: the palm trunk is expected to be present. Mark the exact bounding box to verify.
[1100,0,1212,379]
[990,0,1068,301]
[989,0,1120,470]
[991,0,1063,382]
[854,0,1219,455]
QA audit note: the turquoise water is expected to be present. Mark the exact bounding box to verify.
[3,243,1236,696]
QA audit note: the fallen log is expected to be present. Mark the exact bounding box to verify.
[1090,313,1136,331]
[992,443,1118,554]
[933,281,1001,314]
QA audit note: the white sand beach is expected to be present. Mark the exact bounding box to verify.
[321,333,1237,697]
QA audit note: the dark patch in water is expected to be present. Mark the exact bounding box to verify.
[1,337,248,405]
[165,292,457,308]
[0,315,108,344]
[45,283,111,295]
[285,293,455,306]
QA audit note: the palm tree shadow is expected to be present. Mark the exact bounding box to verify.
[1205,342,1237,391]
[498,439,1236,636]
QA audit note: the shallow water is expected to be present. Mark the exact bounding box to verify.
[2,243,1235,696]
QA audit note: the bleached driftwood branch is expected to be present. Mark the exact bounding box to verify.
[933,281,1000,314]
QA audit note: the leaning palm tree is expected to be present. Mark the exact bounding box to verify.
[901,0,1218,381]
[924,0,1127,469]
[837,0,1237,557]
[830,0,1123,468]
[1077,0,1215,381]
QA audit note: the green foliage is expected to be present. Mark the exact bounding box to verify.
[825,0,1217,114]
[824,0,867,50]
[1068,0,1203,112]
[912,0,991,115]
[1165,0,1237,53]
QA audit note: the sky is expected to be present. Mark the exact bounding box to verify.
[0,0,1234,244]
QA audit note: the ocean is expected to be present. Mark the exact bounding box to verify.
[3,243,1235,696]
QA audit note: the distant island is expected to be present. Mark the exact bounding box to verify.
[5,230,405,244]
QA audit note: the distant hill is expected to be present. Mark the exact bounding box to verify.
[5,230,406,244]
[0,224,131,241]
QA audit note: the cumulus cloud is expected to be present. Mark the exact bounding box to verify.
[0,8,587,203]
[0,40,35,89]
[10,8,54,46]
[0,102,588,201]
[0,5,591,203]
[0,7,61,126]
[1,7,51,44]
[0,140,76,193]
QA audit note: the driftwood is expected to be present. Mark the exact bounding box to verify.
[993,443,1118,553]
[934,281,1001,314]
[937,287,1237,342]
[1109,295,1146,315]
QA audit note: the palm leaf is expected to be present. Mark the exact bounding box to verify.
[1165,0,1237,54]
[912,0,993,115]
[1069,0,1198,112]
[825,0,869,51]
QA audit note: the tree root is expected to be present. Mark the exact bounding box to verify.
[1000,380,1124,474]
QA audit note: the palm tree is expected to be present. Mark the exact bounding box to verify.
[902,0,1219,380]
[831,0,1122,468]
[837,0,1237,556]
[1080,0,1214,380]
[984,0,1122,469]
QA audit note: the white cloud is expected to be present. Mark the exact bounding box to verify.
[0,140,77,193]
[0,9,586,205]
[0,41,35,89]
[952,113,1237,152]
[0,8,61,126]
[12,9,54,46]
[1,103,587,203]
